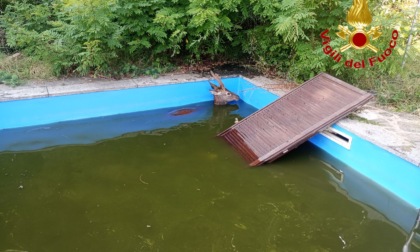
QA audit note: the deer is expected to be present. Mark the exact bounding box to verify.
[209,71,240,105]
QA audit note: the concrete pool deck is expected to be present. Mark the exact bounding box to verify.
[0,72,419,167]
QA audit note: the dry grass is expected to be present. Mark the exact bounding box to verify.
[375,77,420,114]
[377,41,420,114]
[354,40,420,114]
[0,53,55,83]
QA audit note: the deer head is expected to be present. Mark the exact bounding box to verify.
[209,71,239,105]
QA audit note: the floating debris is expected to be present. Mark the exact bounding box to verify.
[234,223,247,230]
[169,108,195,116]
[139,175,149,185]
[339,235,347,249]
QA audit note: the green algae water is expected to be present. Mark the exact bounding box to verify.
[0,102,406,251]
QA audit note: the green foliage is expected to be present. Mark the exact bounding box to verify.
[1,1,53,51]
[0,70,21,86]
[0,0,333,76]
[272,0,317,43]
[288,41,328,82]
[54,0,123,75]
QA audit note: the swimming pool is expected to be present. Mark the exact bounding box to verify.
[1,76,419,250]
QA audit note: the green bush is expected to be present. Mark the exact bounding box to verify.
[0,70,22,86]
[0,0,418,102]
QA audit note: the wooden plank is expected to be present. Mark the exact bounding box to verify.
[218,73,373,166]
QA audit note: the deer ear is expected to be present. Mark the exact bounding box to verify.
[209,81,218,90]
[210,90,221,95]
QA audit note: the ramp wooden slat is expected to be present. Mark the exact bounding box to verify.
[218,73,373,166]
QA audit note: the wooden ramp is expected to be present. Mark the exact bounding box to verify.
[218,73,373,166]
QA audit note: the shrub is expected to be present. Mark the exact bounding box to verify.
[0,0,418,112]
[0,70,21,86]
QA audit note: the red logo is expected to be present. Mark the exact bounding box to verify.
[320,0,398,69]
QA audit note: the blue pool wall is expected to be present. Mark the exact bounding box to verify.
[310,126,420,233]
[1,76,419,234]
[0,102,215,151]
[0,77,276,130]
